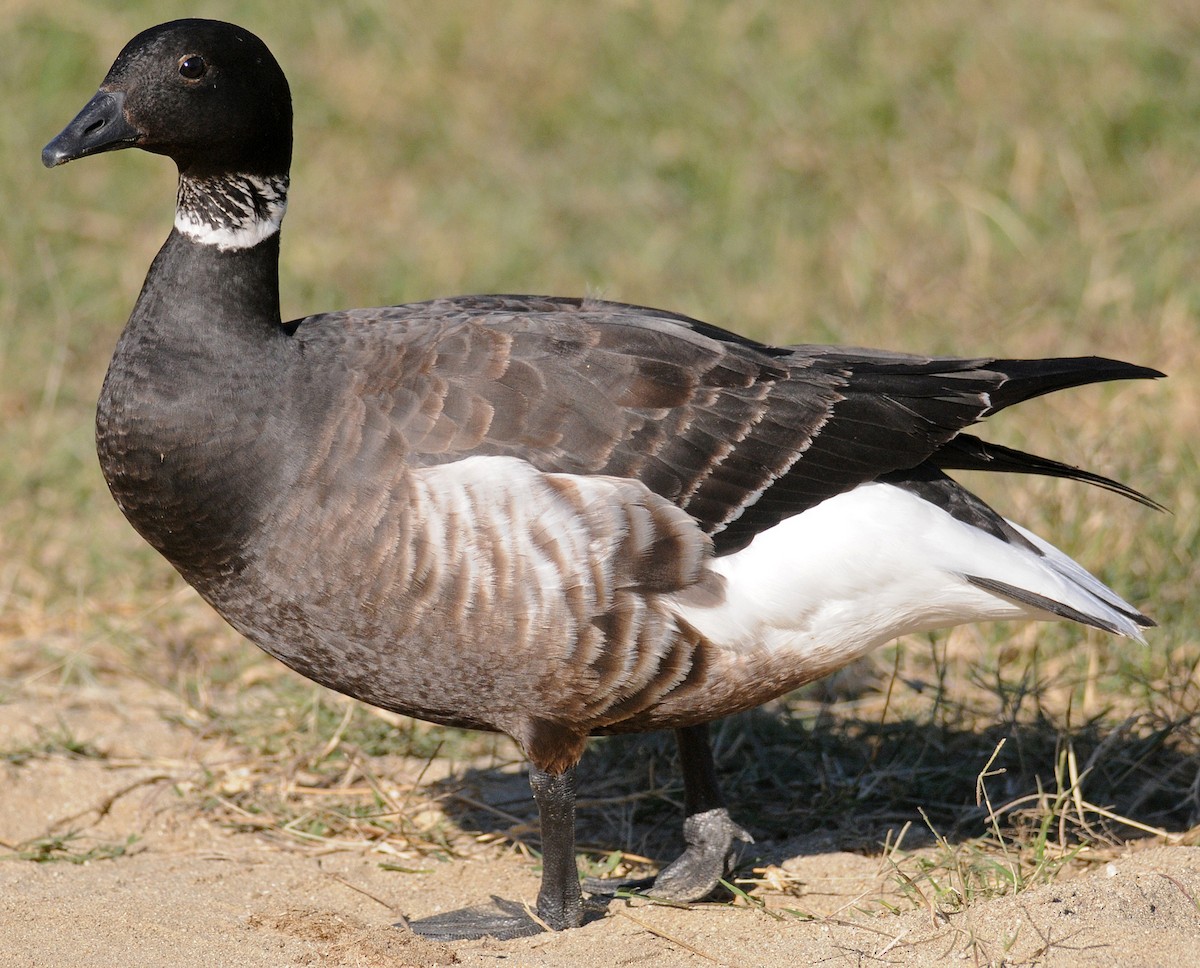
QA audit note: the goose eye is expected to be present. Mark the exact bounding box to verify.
[178,55,208,80]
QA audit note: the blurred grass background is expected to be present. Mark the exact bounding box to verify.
[1,0,1198,903]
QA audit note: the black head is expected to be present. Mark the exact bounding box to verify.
[43,19,292,177]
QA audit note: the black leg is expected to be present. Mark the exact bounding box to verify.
[529,765,584,930]
[584,722,752,903]
[676,721,727,815]
[408,765,584,940]
[649,723,753,901]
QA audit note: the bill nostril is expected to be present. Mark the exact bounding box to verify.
[42,90,134,167]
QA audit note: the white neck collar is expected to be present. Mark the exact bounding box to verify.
[175,172,289,251]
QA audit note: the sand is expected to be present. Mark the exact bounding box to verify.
[2,674,1197,968]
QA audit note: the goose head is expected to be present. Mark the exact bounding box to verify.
[42,18,292,179]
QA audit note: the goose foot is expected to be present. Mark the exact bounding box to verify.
[407,897,545,941]
[411,764,590,940]
[651,806,754,900]
[584,806,753,903]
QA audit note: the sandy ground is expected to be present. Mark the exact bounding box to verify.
[2,675,1198,968]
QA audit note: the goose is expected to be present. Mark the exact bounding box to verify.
[42,19,1160,941]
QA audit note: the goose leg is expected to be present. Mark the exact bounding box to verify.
[649,723,753,901]
[530,765,585,929]
[407,765,583,940]
[585,722,752,902]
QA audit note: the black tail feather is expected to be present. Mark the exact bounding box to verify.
[964,575,1155,634]
[984,357,1164,415]
[937,434,1166,511]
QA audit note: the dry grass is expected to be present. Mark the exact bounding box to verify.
[2,0,1198,920]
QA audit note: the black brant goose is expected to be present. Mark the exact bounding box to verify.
[43,19,1160,940]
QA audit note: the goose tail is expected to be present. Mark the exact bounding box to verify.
[967,521,1154,643]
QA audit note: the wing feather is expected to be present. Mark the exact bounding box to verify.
[291,294,1158,555]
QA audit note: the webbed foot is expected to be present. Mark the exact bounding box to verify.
[407,897,544,941]
[585,806,753,903]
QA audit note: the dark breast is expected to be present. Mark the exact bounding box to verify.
[95,324,291,596]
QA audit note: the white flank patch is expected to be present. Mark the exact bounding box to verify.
[669,481,1145,664]
[175,173,288,251]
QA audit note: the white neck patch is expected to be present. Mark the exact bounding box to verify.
[175,173,289,251]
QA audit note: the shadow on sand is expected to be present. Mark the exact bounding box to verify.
[429,694,1199,882]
